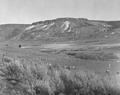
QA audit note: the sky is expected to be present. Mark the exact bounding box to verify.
[0,0,120,24]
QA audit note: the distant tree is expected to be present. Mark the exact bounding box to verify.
[19,44,21,48]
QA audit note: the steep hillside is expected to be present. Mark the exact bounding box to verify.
[19,18,120,43]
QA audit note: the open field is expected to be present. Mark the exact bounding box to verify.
[0,41,120,95]
[1,41,120,76]
[0,38,120,95]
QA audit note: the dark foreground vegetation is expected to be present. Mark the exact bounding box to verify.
[0,56,120,95]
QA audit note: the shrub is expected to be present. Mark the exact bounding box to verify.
[0,56,120,95]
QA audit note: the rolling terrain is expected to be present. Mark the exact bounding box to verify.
[1,18,120,94]
[1,18,120,77]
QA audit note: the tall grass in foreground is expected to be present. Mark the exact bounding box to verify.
[0,56,120,95]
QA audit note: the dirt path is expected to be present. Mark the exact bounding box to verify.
[20,42,120,51]
[21,43,74,49]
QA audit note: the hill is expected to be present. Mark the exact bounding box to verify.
[17,18,120,43]
[0,24,29,41]
[1,18,120,95]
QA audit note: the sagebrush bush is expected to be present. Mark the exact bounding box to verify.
[0,56,120,95]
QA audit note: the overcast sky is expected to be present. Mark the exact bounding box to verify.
[0,0,120,24]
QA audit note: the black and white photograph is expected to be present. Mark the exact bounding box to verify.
[0,0,120,95]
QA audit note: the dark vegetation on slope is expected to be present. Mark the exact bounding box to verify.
[0,56,120,95]
[106,21,120,29]
[65,51,118,61]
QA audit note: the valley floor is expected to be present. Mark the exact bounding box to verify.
[0,41,120,88]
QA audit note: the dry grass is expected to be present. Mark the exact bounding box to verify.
[0,56,119,95]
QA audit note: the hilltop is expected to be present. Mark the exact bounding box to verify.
[18,18,120,43]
